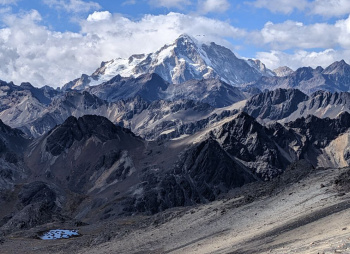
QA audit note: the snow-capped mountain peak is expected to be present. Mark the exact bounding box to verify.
[62,34,273,91]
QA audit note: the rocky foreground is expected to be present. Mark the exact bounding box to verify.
[1,162,350,254]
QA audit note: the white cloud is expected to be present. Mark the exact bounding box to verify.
[43,0,101,13]
[148,0,191,9]
[0,0,19,4]
[310,0,350,17]
[247,0,308,14]
[247,16,350,68]
[198,0,230,14]
[122,0,136,5]
[256,49,347,70]
[87,11,112,22]
[0,11,246,88]
[251,20,339,50]
[248,0,350,18]
[80,12,246,56]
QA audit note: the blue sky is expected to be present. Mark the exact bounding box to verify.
[0,0,350,87]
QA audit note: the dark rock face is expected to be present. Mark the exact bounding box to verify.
[286,112,350,148]
[241,88,350,123]
[38,111,350,218]
[1,182,64,233]
[19,182,59,207]
[307,90,350,111]
[46,115,129,156]
[0,120,29,190]
[243,89,309,120]
[0,120,24,138]
[128,138,256,214]
[175,138,256,192]
[215,112,290,179]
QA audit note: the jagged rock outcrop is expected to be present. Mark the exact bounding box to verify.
[45,115,131,156]
[243,88,309,121]
[241,88,350,123]
[214,112,291,180]
[286,112,350,148]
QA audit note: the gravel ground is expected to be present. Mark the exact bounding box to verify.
[1,167,350,254]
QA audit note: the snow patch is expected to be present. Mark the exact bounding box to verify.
[40,229,79,240]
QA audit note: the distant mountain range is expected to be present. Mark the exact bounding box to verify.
[249,60,350,94]
[60,34,350,95]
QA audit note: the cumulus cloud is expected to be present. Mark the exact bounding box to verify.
[43,0,101,13]
[251,20,339,50]
[87,11,112,21]
[148,0,191,9]
[198,0,230,14]
[247,0,308,14]
[311,0,350,18]
[249,16,350,68]
[248,16,350,51]
[79,12,246,57]
[0,11,246,88]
